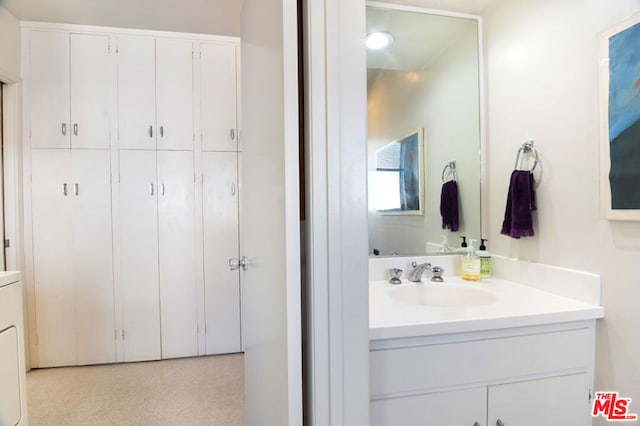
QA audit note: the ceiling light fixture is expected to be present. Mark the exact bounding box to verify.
[366,32,394,50]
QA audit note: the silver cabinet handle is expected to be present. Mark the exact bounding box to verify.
[160,184,165,195]
[230,128,235,140]
[160,126,164,138]
[149,183,154,196]
[74,183,79,196]
[63,183,68,196]
[231,183,236,196]
[497,420,505,426]
[149,125,153,138]
[229,256,248,271]
[73,123,78,136]
[62,123,67,136]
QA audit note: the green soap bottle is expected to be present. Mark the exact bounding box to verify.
[478,238,492,278]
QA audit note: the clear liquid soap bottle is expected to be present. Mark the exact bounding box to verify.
[461,238,481,281]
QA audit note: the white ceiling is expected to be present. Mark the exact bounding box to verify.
[367,6,477,71]
[0,0,243,36]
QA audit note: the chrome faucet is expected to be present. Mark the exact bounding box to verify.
[408,261,432,282]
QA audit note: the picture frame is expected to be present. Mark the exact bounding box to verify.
[599,14,640,220]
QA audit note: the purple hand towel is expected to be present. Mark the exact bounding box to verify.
[440,180,459,232]
[501,170,536,239]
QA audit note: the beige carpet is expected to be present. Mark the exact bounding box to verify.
[26,354,245,426]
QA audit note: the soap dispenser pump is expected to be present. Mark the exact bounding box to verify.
[457,236,468,253]
[461,238,481,281]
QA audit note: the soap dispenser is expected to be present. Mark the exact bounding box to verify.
[461,239,481,281]
[478,238,492,278]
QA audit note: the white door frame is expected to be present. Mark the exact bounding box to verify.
[303,0,370,424]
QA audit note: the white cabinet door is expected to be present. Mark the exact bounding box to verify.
[488,374,591,426]
[69,34,111,149]
[156,40,194,150]
[157,151,198,358]
[119,150,161,362]
[202,152,241,354]
[371,387,487,426]
[117,36,157,150]
[200,43,238,151]
[28,31,70,149]
[31,149,76,367]
[71,150,115,365]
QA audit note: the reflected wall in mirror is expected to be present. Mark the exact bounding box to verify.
[375,128,424,215]
[367,4,482,255]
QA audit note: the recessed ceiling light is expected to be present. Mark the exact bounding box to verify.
[366,32,394,50]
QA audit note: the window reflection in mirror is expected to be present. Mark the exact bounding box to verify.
[367,5,482,256]
[375,128,424,214]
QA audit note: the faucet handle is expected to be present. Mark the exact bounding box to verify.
[388,268,403,285]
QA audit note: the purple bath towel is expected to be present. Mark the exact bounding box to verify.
[440,180,459,232]
[501,170,536,238]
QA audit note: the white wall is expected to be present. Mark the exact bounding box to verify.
[0,6,21,80]
[368,24,481,254]
[484,0,640,421]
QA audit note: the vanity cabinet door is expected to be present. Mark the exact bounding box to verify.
[488,374,591,426]
[371,387,487,426]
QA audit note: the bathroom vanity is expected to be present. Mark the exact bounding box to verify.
[369,261,604,426]
[0,272,27,426]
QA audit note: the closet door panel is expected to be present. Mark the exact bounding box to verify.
[31,149,75,367]
[28,31,70,149]
[69,34,111,149]
[119,150,161,362]
[117,36,157,150]
[203,152,241,354]
[71,150,115,365]
[157,151,198,358]
[201,44,238,151]
[156,39,194,150]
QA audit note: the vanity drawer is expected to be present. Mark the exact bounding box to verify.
[370,327,594,397]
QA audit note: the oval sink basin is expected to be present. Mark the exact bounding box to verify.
[389,283,497,308]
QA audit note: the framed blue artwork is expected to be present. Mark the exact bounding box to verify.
[600,14,640,220]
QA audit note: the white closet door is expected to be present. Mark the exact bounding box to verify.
[157,150,198,358]
[71,150,115,365]
[200,44,238,151]
[156,39,194,150]
[202,152,241,354]
[31,149,75,367]
[69,34,111,149]
[119,150,161,362]
[117,36,157,150]
[28,31,70,149]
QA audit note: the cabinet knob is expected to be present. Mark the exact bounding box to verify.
[160,126,164,138]
[73,123,78,136]
[229,256,248,271]
[231,183,236,196]
[230,128,235,140]
[61,123,67,136]
[63,183,68,196]
[496,420,505,426]
[149,183,154,196]
[149,125,153,138]
[74,183,79,196]
[474,422,481,426]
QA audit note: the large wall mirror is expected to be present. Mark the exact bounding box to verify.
[367,3,483,255]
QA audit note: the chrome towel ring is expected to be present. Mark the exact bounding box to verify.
[514,140,538,171]
[441,160,457,183]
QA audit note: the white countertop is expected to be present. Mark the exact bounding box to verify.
[370,276,604,341]
[0,271,20,289]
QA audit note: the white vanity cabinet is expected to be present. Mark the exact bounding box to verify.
[117,36,194,150]
[27,31,112,149]
[31,149,115,367]
[199,43,239,151]
[370,323,596,426]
